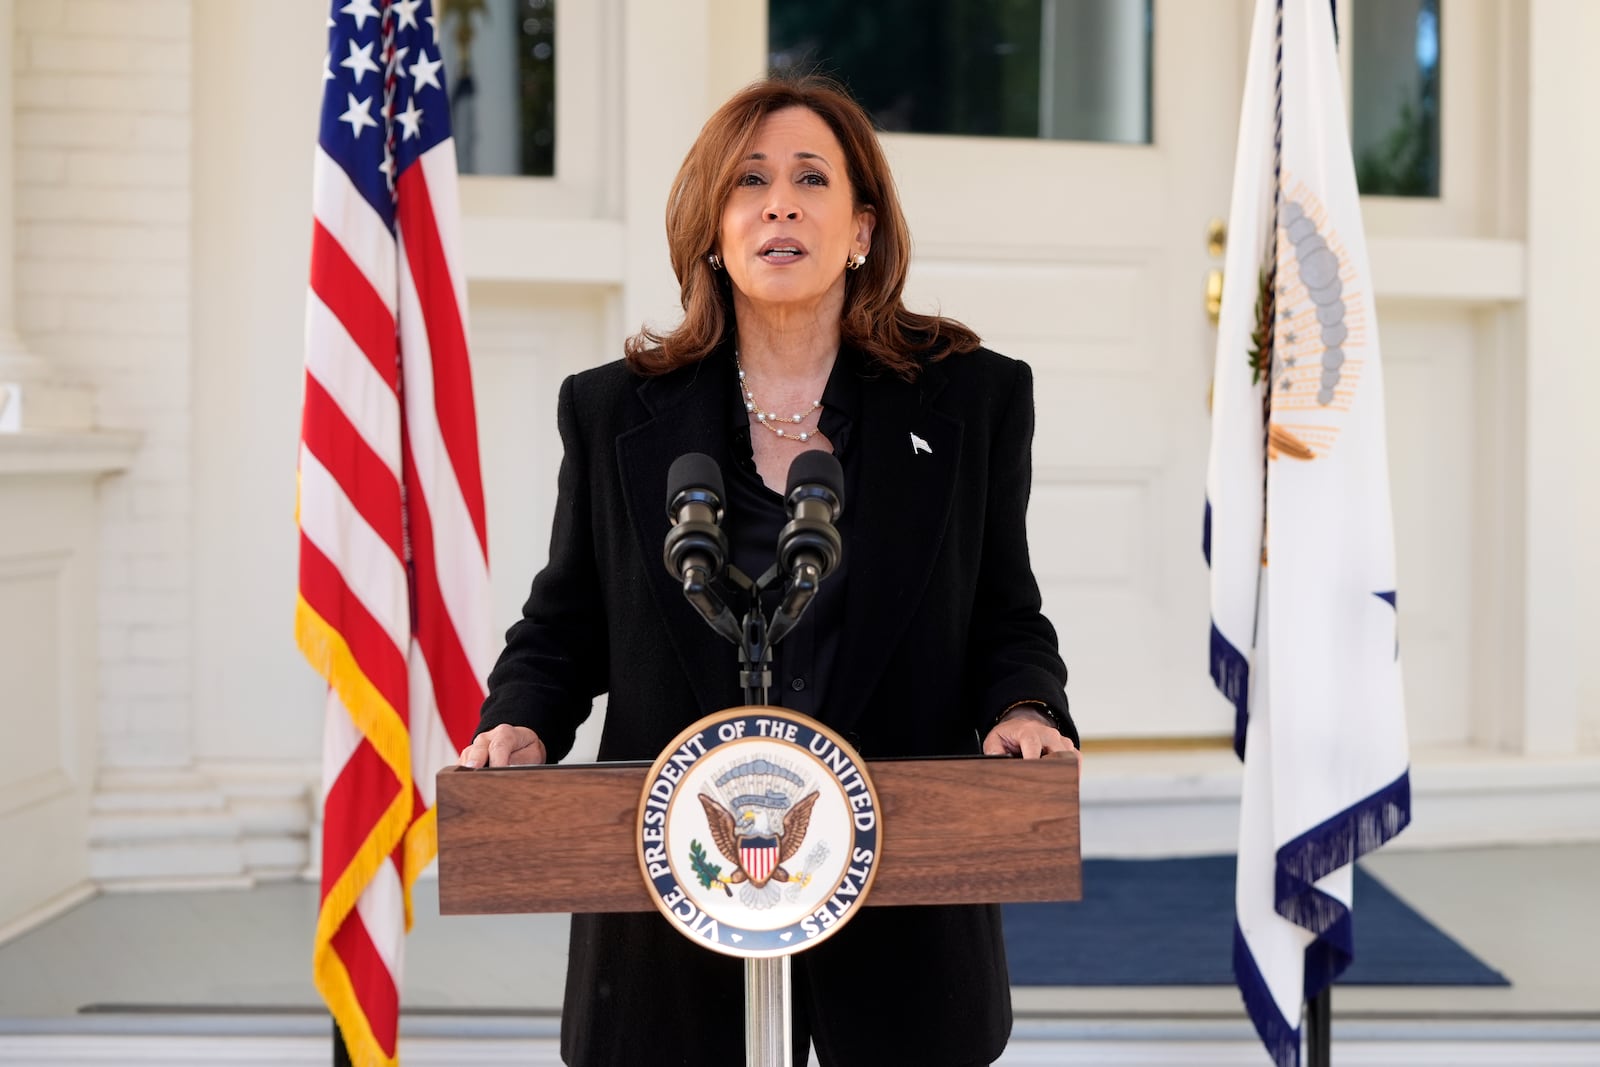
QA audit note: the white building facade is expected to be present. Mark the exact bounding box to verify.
[2,0,1598,937]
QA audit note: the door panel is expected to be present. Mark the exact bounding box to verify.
[1379,306,1477,748]
[895,2,1246,736]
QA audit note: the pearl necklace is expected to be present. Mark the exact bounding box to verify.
[736,356,823,442]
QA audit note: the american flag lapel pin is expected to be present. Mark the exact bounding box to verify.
[909,432,932,455]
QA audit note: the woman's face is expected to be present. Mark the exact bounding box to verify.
[717,106,874,316]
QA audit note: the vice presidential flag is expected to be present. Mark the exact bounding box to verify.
[296,2,492,1063]
[1205,1,1412,1063]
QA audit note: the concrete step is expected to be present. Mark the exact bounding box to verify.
[1,1013,1596,1067]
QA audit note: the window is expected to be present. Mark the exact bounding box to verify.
[769,0,1152,145]
[1350,0,1440,197]
[438,0,555,177]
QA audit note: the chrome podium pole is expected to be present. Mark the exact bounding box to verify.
[745,956,792,1067]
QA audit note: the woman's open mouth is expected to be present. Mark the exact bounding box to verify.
[759,239,808,263]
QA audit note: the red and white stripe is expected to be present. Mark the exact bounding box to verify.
[299,131,489,1067]
[742,843,779,884]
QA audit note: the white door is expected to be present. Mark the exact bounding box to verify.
[893,1,1248,738]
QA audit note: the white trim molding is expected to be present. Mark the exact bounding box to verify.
[1081,746,1600,857]
[0,432,139,477]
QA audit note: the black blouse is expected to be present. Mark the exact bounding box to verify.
[721,348,861,721]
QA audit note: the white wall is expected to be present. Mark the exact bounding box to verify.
[13,0,194,770]
[190,0,326,768]
[1381,306,1477,747]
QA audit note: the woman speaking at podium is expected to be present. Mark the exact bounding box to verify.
[460,75,1076,1067]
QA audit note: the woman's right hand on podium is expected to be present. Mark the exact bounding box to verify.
[458,724,546,768]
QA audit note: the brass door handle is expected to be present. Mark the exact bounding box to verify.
[1205,218,1227,325]
[1206,218,1227,258]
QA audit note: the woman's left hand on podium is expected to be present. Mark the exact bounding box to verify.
[981,707,1075,760]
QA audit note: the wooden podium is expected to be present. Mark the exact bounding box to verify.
[435,748,1080,1064]
[436,750,1080,915]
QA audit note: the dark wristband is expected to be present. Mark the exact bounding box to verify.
[996,699,1068,737]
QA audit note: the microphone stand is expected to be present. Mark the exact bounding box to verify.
[731,567,772,707]
[685,556,793,1067]
[735,563,786,1067]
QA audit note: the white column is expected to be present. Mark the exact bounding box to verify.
[620,0,708,340]
[1520,0,1597,756]
[708,0,768,111]
[1574,9,1600,754]
[619,0,771,345]
[0,0,90,432]
[0,2,46,385]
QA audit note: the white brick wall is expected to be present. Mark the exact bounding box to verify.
[14,0,193,770]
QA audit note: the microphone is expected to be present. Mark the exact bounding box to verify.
[663,453,741,644]
[767,451,844,646]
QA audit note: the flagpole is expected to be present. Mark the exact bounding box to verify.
[1305,15,1341,1067]
[332,1020,353,1067]
[1306,987,1331,1067]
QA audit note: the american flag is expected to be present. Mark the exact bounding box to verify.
[296,2,491,1064]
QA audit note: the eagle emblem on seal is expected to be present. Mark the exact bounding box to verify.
[695,757,819,892]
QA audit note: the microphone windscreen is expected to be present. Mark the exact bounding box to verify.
[785,449,844,500]
[666,452,725,512]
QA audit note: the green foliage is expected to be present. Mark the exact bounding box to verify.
[688,839,725,893]
[1355,100,1437,198]
[516,0,556,178]
[1248,266,1272,385]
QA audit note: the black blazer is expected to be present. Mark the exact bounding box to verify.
[478,344,1072,1066]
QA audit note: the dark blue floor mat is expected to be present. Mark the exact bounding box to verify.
[1003,855,1509,986]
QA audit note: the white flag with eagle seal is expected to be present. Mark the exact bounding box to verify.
[1205,2,1412,1064]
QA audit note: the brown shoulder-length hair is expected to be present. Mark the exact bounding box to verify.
[624,75,980,379]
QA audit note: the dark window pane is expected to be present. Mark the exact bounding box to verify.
[439,0,555,177]
[769,0,1151,144]
[1351,0,1440,197]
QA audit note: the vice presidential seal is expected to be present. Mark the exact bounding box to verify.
[636,707,882,958]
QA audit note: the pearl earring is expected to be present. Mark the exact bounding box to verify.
[707,253,722,271]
